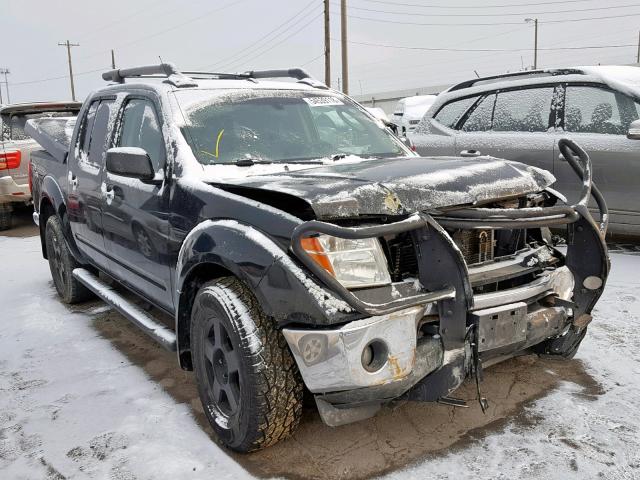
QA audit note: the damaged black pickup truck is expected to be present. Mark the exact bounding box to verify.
[28,63,609,452]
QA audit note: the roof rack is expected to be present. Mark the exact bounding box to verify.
[448,68,586,92]
[102,63,327,89]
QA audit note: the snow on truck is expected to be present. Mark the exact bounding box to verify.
[28,63,610,452]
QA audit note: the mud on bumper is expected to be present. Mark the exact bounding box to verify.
[285,139,610,427]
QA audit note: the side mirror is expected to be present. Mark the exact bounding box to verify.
[106,147,154,181]
[384,120,399,135]
[627,119,640,140]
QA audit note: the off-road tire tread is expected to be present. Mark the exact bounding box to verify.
[192,277,304,452]
[0,204,12,231]
[45,215,92,304]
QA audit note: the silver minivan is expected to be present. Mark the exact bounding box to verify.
[412,66,640,237]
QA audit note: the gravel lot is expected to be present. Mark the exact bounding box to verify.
[1,211,639,480]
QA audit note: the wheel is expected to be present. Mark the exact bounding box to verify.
[190,277,304,452]
[0,204,12,231]
[45,215,93,304]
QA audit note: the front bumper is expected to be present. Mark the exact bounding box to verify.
[283,265,575,395]
[0,176,30,204]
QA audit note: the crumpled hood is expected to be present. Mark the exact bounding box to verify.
[215,156,556,219]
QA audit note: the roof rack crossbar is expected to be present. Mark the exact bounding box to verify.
[102,63,198,87]
[102,63,327,89]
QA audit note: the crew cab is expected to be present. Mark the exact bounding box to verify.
[28,63,609,452]
[0,101,80,229]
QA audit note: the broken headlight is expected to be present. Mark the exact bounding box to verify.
[301,235,391,289]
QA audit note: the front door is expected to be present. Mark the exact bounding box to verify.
[68,98,114,270]
[101,96,173,311]
[554,84,640,235]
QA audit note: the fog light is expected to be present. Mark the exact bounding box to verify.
[361,339,388,373]
[298,334,327,366]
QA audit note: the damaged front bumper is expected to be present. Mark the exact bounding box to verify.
[285,139,610,427]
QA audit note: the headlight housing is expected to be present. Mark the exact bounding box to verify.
[300,235,391,289]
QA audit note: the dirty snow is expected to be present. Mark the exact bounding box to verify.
[2,232,640,479]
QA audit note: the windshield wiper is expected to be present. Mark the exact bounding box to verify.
[233,158,273,166]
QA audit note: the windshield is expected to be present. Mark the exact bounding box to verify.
[175,89,405,164]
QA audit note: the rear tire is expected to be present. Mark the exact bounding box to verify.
[190,277,304,452]
[0,204,12,231]
[45,215,92,304]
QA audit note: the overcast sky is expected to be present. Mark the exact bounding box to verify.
[2,0,640,103]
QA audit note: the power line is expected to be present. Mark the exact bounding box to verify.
[340,11,640,26]
[301,52,325,67]
[76,0,249,62]
[337,2,640,17]
[216,10,324,72]
[358,0,600,8]
[337,38,637,52]
[201,0,318,70]
[10,68,106,87]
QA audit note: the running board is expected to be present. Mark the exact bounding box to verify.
[72,268,177,351]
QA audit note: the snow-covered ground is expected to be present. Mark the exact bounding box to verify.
[1,229,639,480]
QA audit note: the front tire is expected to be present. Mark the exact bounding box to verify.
[45,215,92,304]
[190,277,304,452]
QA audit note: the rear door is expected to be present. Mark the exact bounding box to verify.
[554,83,640,235]
[454,85,559,175]
[68,98,114,270]
[101,95,173,311]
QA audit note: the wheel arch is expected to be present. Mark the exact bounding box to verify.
[174,220,284,370]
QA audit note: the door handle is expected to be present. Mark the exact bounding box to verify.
[68,171,78,189]
[460,149,482,157]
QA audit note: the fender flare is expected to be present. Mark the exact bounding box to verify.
[174,219,356,369]
[38,175,85,262]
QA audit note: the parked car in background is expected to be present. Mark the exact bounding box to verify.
[365,106,389,123]
[0,102,81,229]
[391,94,437,135]
[411,66,640,237]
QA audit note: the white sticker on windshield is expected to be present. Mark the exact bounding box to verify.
[303,97,344,107]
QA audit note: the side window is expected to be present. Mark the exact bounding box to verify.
[461,94,496,132]
[564,85,639,135]
[117,99,166,171]
[433,96,477,128]
[87,100,114,167]
[77,101,99,156]
[493,87,554,132]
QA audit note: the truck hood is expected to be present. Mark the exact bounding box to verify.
[213,156,556,219]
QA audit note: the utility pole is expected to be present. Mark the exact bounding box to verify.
[525,18,538,69]
[0,69,10,103]
[111,49,116,69]
[340,0,348,94]
[637,31,640,64]
[58,40,80,101]
[323,0,331,87]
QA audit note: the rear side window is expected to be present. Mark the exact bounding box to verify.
[433,96,477,128]
[493,87,553,132]
[76,101,99,156]
[87,100,114,167]
[116,99,165,171]
[564,85,640,135]
[461,94,496,132]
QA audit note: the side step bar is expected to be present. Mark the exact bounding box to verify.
[73,268,177,351]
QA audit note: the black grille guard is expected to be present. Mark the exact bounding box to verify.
[290,138,609,317]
